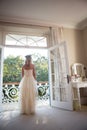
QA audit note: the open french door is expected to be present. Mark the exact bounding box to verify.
[48,42,73,110]
[0,46,4,112]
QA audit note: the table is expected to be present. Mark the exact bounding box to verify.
[72,81,87,110]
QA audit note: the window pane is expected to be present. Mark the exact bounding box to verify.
[5,34,47,47]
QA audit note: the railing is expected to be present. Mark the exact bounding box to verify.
[2,81,50,103]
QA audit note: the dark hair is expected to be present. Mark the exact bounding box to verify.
[25,55,31,59]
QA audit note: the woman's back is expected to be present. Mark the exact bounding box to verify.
[23,69,33,77]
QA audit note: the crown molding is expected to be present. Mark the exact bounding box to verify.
[0,15,86,30]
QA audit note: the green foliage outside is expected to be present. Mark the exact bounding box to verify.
[3,55,24,83]
[3,54,48,83]
[32,54,48,82]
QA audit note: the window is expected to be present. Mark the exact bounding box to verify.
[5,34,47,48]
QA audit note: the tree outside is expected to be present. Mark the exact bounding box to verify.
[3,53,48,83]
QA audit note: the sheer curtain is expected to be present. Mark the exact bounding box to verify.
[49,26,65,82]
[49,27,64,47]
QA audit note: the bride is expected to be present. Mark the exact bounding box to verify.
[19,55,37,115]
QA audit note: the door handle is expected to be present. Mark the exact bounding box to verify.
[67,75,70,84]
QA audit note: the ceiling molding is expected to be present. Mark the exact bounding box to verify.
[0,16,82,30]
[76,18,87,30]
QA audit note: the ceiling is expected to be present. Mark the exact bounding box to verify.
[0,0,87,29]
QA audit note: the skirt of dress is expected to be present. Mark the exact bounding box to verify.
[19,76,37,115]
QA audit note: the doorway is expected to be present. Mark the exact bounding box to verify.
[0,30,73,112]
[1,33,50,111]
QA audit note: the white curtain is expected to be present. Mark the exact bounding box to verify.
[49,27,64,47]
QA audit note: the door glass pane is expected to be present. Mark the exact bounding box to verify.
[50,43,69,103]
[50,49,59,101]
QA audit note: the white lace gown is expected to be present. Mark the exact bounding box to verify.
[19,69,37,115]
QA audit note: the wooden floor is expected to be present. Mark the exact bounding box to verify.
[0,106,87,130]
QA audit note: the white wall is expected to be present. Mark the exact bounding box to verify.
[82,27,87,66]
[63,28,86,74]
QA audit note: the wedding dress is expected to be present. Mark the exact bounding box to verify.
[19,69,37,115]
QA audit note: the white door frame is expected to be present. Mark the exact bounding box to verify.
[0,46,4,112]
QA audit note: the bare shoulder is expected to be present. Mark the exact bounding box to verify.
[29,64,35,70]
[31,64,35,68]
